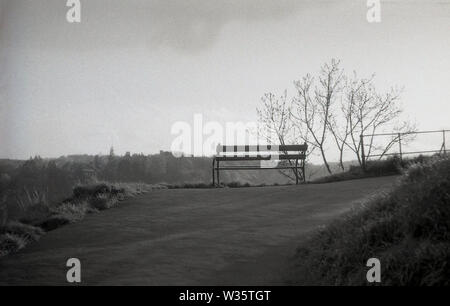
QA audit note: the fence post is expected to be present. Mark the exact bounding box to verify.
[360,134,366,171]
[398,133,403,161]
[443,130,447,155]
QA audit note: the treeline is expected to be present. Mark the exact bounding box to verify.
[0,151,213,221]
[93,151,212,184]
[0,149,338,222]
[0,150,291,204]
[0,151,212,203]
[0,150,347,196]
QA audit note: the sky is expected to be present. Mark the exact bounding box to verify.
[0,0,449,160]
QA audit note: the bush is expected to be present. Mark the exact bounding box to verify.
[53,202,90,220]
[18,200,89,230]
[19,203,53,226]
[227,181,252,188]
[313,155,436,184]
[39,201,95,230]
[0,221,44,257]
[0,233,28,257]
[37,215,71,232]
[364,155,403,176]
[89,194,118,210]
[168,181,258,189]
[0,221,44,242]
[72,183,111,199]
[1,181,160,257]
[167,182,213,189]
[290,156,450,285]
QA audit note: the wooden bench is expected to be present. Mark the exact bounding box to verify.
[212,144,308,186]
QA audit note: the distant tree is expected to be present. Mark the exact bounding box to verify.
[109,146,115,160]
[93,155,102,170]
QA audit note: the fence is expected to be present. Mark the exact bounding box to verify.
[360,129,449,170]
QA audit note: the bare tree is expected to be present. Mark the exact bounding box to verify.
[327,95,352,171]
[292,59,344,174]
[256,91,304,182]
[342,76,412,166]
[369,120,417,160]
[327,73,375,169]
[256,91,292,145]
[256,59,412,176]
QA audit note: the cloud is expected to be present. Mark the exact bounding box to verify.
[0,0,322,52]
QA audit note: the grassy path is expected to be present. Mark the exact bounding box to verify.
[0,176,397,285]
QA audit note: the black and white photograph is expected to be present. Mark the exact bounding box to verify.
[0,0,449,292]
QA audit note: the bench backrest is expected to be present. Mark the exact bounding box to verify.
[215,144,307,161]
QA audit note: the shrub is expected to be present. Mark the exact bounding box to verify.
[0,221,44,242]
[1,181,159,256]
[227,181,252,188]
[0,233,27,257]
[19,203,53,226]
[313,154,438,184]
[72,183,110,200]
[167,182,213,189]
[50,201,92,224]
[18,200,91,231]
[38,216,71,232]
[89,194,118,210]
[364,155,403,176]
[290,156,450,285]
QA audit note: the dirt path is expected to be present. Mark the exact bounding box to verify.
[0,176,397,285]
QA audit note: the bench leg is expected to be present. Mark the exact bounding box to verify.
[216,161,220,186]
[295,159,299,185]
[212,159,215,186]
[303,160,306,183]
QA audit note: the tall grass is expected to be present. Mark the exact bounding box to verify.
[0,182,164,257]
[289,156,450,285]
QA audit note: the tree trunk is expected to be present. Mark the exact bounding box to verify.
[339,148,345,171]
[320,148,333,174]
